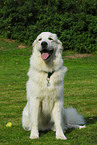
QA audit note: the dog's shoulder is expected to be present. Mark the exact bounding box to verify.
[54,66,67,77]
[50,66,67,84]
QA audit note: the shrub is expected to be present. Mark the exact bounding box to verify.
[0,0,97,53]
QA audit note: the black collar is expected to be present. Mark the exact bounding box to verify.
[48,71,54,78]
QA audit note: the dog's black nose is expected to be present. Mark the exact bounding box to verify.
[41,41,48,48]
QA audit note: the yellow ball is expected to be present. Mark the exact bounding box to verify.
[6,122,12,127]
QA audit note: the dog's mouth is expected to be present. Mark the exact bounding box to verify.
[40,49,54,60]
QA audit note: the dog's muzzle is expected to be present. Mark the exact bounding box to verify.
[41,41,48,48]
[40,41,54,60]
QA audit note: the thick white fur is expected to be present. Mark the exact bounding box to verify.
[22,32,85,140]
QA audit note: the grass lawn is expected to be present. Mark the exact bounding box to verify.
[0,36,97,145]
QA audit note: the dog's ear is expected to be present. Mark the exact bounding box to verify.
[32,39,37,53]
[52,33,63,52]
[57,39,63,53]
[32,39,37,48]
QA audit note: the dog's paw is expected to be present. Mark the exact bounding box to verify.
[79,125,86,129]
[30,130,39,139]
[56,132,67,140]
[30,134,39,139]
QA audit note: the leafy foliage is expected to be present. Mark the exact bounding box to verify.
[0,0,97,53]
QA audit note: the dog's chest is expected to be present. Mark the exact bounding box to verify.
[36,71,58,88]
[28,67,65,100]
[41,96,54,114]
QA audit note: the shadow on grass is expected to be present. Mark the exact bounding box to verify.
[39,130,52,137]
[85,116,97,125]
[66,116,97,134]
[39,116,97,136]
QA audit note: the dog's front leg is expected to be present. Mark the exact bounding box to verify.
[52,101,67,140]
[30,98,40,139]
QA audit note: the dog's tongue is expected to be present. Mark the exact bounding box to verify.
[41,53,49,60]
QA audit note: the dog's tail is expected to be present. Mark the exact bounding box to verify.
[63,107,85,129]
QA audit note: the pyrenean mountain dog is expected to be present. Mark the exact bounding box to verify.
[22,32,85,140]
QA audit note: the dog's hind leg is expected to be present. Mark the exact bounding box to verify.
[22,102,30,131]
[63,107,86,130]
[67,124,86,129]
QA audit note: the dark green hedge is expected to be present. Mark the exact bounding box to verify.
[0,0,97,53]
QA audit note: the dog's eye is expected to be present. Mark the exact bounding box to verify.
[38,38,42,41]
[48,38,53,40]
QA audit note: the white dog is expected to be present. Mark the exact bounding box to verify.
[22,32,85,140]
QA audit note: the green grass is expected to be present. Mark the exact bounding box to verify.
[0,36,97,145]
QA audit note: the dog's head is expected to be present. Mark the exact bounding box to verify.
[32,32,63,61]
